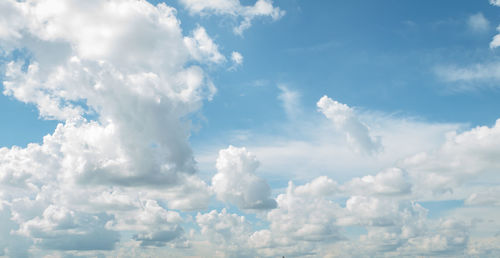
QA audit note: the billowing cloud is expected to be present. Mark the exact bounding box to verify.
[2,0,500,257]
[179,0,285,35]
[212,146,277,210]
[317,95,382,154]
[196,209,256,257]
[0,0,218,254]
[18,205,119,251]
[403,119,500,196]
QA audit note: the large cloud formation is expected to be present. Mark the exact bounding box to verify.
[0,0,219,254]
[1,0,500,257]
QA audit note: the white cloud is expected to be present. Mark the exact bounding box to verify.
[465,188,500,206]
[212,146,277,210]
[491,3,500,47]
[467,13,489,32]
[277,84,301,119]
[192,94,500,256]
[229,51,243,71]
[402,119,500,197]
[317,95,382,154]
[2,0,500,256]
[0,0,219,186]
[230,51,243,68]
[491,25,500,48]
[184,26,226,64]
[491,0,500,6]
[0,0,219,254]
[196,209,256,257]
[179,0,285,35]
[345,168,411,196]
[435,62,500,90]
[0,203,31,257]
[18,205,119,251]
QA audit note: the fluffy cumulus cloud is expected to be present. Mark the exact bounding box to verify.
[212,146,277,210]
[317,95,382,154]
[0,0,220,255]
[403,119,500,196]
[193,100,500,256]
[179,0,285,35]
[196,209,256,257]
[2,0,500,257]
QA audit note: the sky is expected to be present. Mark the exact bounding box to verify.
[1,0,500,257]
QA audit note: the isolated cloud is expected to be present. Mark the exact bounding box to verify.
[467,13,489,32]
[212,146,277,210]
[317,95,382,154]
[179,0,285,35]
[278,84,301,119]
[231,51,243,65]
[230,51,244,70]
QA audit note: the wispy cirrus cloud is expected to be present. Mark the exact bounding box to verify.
[179,0,285,35]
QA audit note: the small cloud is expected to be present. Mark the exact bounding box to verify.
[184,26,226,64]
[317,95,382,155]
[434,62,500,91]
[229,51,243,70]
[231,51,243,65]
[467,13,489,32]
[179,0,285,35]
[278,84,301,119]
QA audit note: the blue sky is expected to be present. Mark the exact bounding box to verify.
[4,0,500,148]
[2,0,500,257]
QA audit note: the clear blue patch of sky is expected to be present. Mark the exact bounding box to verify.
[0,92,59,147]
[418,199,464,219]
